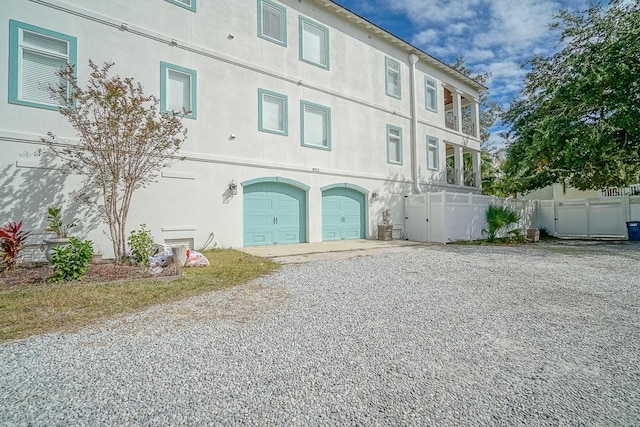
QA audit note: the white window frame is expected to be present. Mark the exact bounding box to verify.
[258,88,288,135]
[386,124,403,165]
[300,100,331,150]
[160,62,197,119]
[299,16,330,70]
[425,76,438,112]
[8,20,77,110]
[385,57,401,99]
[258,0,287,46]
[427,135,439,170]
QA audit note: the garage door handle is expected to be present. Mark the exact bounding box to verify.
[341,217,345,223]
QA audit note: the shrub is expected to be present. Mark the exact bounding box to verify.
[0,221,32,272]
[50,237,93,282]
[483,205,520,242]
[127,224,156,265]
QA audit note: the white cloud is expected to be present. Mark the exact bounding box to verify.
[383,0,482,24]
[412,29,438,46]
[466,48,495,62]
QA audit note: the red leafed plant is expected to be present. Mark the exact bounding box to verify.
[0,221,32,272]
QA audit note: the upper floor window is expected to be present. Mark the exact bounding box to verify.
[299,16,330,70]
[425,76,437,112]
[301,101,331,150]
[385,57,401,99]
[386,124,403,165]
[258,0,287,46]
[160,62,197,119]
[427,135,439,170]
[165,0,196,12]
[8,20,77,110]
[258,88,288,135]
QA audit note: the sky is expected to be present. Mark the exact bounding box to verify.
[333,0,592,144]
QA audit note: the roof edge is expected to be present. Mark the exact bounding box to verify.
[312,0,488,92]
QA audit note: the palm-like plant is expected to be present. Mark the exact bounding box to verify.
[483,205,520,242]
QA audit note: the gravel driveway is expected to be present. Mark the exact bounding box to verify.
[1,243,639,426]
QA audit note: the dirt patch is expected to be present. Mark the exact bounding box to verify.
[0,262,179,290]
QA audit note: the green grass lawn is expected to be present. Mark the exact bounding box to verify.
[0,249,279,342]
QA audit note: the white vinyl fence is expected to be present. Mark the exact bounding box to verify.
[404,192,536,243]
[536,196,640,239]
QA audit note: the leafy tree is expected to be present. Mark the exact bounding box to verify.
[450,57,505,195]
[45,60,187,262]
[502,0,640,194]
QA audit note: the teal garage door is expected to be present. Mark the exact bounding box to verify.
[243,182,307,246]
[322,187,366,241]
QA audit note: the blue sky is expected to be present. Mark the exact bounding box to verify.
[333,0,591,142]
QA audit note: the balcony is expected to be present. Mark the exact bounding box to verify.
[445,113,457,131]
[461,120,475,137]
[446,167,479,188]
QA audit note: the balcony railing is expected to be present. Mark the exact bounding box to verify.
[446,114,476,137]
[464,170,478,187]
[462,120,475,137]
[601,184,640,197]
[446,168,479,188]
[446,167,458,185]
[445,113,457,131]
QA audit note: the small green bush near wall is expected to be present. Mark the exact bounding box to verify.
[50,238,93,282]
[128,224,156,265]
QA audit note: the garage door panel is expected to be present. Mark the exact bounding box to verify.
[244,182,307,246]
[322,187,365,241]
[345,229,360,238]
[245,231,273,244]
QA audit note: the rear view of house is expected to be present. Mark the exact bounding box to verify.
[1,0,484,256]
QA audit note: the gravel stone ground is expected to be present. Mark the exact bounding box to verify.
[1,243,639,426]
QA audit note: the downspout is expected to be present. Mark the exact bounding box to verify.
[409,53,421,194]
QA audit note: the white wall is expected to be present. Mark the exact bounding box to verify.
[1,0,482,256]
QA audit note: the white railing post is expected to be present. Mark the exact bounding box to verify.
[553,201,558,236]
[622,195,631,222]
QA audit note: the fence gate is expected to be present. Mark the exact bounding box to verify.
[536,196,638,239]
[404,194,429,242]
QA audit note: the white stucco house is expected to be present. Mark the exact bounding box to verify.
[1,0,485,256]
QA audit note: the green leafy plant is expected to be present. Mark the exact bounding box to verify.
[50,237,93,282]
[127,224,156,265]
[483,205,520,242]
[45,206,77,238]
[0,221,32,272]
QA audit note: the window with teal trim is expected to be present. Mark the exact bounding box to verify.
[427,135,439,170]
[425,76,438,112]
[258,89,288,135]
[165,0,196,12]
[386,124,403,165]
[258,0,287,46]
[385,57,401,99]
[299,16,330,70]
[160,62,197,119]
[8,20,77,110]
[301,101,331,150]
